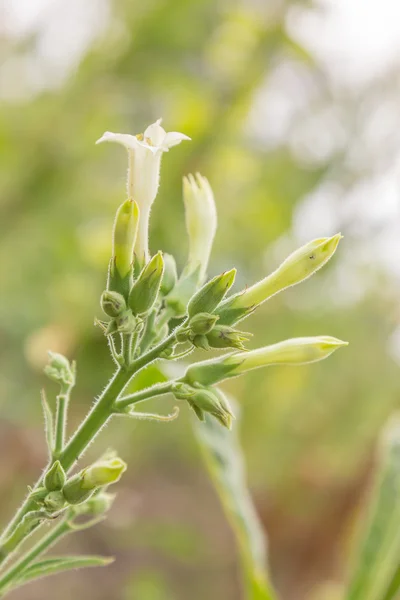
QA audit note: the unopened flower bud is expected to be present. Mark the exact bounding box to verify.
[129,252,164,316]
[43,490,66,512]
[175,384,234,429]
[75,491,116,516]
[44,352,75,387]
[189,313,219,335]
[111,199,139,281]
[115,310,137,334]
[160,253,178,295]
[187,269,236,318]
[192,335,211,350]
[63,458,126,505]
[183,173,217,282]
[207,325,252,350]
[184,336,348,386]
[44,461,66,492]
[100,290,126,318]
[216,234,342,325]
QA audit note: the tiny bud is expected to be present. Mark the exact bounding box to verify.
[112,199,139,280]
[75,491,116,516]
[28,487,48,505]
[187,269,236,318]
[129,252,164,316]
[44,461,66,492]
[189,313,219,335]
[188,386,234,429]
[43,490,66,512]
[216,234,342,325]
[115,310,137,334]
[160,253,178,295]
[44,352,75,387]
[100,290,126,318]
[192,334,210,350]
[207,325,252,351]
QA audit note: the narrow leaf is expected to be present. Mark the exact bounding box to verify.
[40,389,54,456]
[16,555,113,586]
[345,417,400,600]
[193,399,277,600]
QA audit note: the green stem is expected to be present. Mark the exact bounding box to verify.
[0,326,180,554]
[0,516,71,594]
[53,392,69,457]
[115,381,174,410]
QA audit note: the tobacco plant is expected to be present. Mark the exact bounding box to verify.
[0,119,351,598]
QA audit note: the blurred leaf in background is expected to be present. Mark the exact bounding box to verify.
[2,0,400,599]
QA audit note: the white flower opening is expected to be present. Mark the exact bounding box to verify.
[96,119,190,264]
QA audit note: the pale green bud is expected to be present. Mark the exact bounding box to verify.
[184,336,348,386]
[187,269,236,318]
[189,313,219,335]
[100,290,126,318]
[192,335,211,350]
[206,325,252,351]
[63,458,126,505]
[172,383,234,429]
[81,458,127,489]
[216,234,342,325]
[111,199,139,280]
[129,251,164,315]
[44,352,75,387]
[183,173,217,282]
[75,491,116,517]
[43,490,66,512]
[160,253,178,295]
[44,461,66,492]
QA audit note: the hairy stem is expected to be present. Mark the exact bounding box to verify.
[0,517,71,594]
[114,381,174,410]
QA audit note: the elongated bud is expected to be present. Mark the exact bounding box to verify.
[160,253,178,295]
[206,325,252,350]
[216,234,342,325]
[44,460,66,492]
[101,290,127,318]
[128,252,164,315]
[44,352,75,388]
[187,269,236,318]
[110,199,139,283]
[183,336,348,386]
[183,173,217,282]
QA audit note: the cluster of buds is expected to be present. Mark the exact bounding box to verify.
[30,456,126,514]
[172,382,234,429]
[44,352,76,390]
[96,119,348,429]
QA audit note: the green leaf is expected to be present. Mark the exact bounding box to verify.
[40,389,54,456]
[193,398,277,600]
[345,417,400,600]
[15,555,114,587]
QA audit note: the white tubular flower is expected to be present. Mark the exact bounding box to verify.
[96,119,190,265]
[183,173,217,282]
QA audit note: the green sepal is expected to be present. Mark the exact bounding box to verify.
[44,461,66,492]
[187,269,236,319]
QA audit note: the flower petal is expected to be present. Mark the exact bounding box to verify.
[95,132,139,150]
[143,119,166,146]
[163,131,191,149]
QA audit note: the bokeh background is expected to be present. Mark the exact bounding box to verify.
[1,0,400,598]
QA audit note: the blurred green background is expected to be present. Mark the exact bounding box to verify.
[1,0,400,598]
